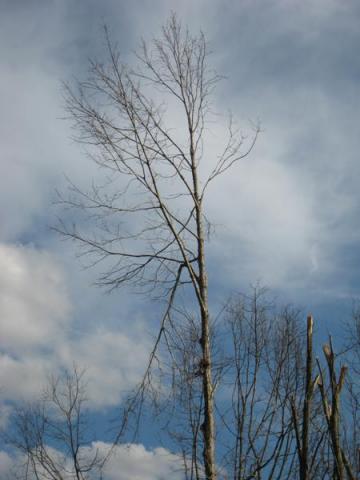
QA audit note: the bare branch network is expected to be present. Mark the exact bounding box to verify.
[57,14,258,480]
[58,15,258,296]
[7,292,360,479]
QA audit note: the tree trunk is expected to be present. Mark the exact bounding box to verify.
[197,194,216,480]
[300,315,313,480]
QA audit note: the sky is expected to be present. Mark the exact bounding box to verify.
[1,0,360,477]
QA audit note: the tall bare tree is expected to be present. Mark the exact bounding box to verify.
[59,14,258,479]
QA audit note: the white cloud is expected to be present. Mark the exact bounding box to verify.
[0,352,62,403]
[207,153,317,289]
[0,243,151,407]
[0,243,70,401]
[58,329,150,408]
[1,443,184,480]
[0,451,12,477]
[91,442,183,480]
[0,243,71,352]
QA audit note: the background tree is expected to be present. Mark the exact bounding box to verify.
[217,290,352,480]
[6,292,360,479]
[7,368,103,480]
[59,14,258,479]
[220,289,313,479]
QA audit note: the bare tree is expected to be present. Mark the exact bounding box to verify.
[7,368,103,480]
[217,292,341,480]
[59,14,258,479]
[6,295,360,479]
[218,288,301,479]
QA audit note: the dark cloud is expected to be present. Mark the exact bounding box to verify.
[1,0,359,294]
[1,0,360,423]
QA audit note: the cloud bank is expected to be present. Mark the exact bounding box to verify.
[0,443,183,480]
[0,243,150,408]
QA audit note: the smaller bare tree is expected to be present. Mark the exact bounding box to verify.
[8,368,103,480]
[218,288,303,479]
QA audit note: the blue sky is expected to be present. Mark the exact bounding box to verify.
[1,0,360,477]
